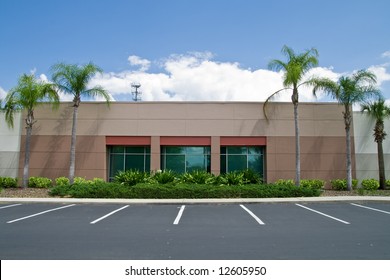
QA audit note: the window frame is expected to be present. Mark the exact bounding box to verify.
[220,146,264,176]
[161,146,211,173]
[107,145,151,181]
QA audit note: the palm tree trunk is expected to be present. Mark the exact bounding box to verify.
[345,124,352,191]
[292,91,300,186]
[343,105,353,191]
[69,105,79,184]
[23,125,32,188]
[377,140,386,190]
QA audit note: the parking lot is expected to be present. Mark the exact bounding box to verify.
[1,201,390,259]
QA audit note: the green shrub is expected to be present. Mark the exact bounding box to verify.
[272,179,325,190]
[300,179,325,190]
[179,170,215,184]
[274,179,295,187]
[55,177,70,187]
[114,170,150,186]
[28,176,53,188]
[218,171,247,186]
[74,177,88,184]
[48,184,71,197]
[361,179,380,190]
[152,170,177,184]
[49,181,321,199]
[386,180,390,187]
[0,177,18,188]
[241,169,262,184]
[91,178,105,184]
[330,179,358,190]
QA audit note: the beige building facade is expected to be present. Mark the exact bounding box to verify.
[0,101,365,186]
[0,112,22,177]
[353,112,390,181]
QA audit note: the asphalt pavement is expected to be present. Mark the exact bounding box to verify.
[1,196,390,260]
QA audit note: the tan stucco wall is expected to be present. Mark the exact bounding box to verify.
[354,112,390,184]
[0,112,22,177]
[18,102,352,183]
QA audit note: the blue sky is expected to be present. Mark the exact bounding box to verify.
[1,0,389,103]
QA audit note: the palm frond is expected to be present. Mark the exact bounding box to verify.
[263,87,291,121]
[4,94,18,128]
[51,62,107,105]
[268,59,287,72]
[352,69,377,84]
[361,98,390,122]
[269,45,319,89]
[281,45,295,60]
[3,73,59,128]
[306,77,339,97]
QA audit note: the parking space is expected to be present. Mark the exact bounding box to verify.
[0,201,389,259]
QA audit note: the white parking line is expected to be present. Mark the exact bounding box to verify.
[90,205,129,224]
[0,204,21,209]
[240,204,265,225]
[7,204,76,224]
[351,203,390,215]
[295,204,350,224]
[173,205,186,225]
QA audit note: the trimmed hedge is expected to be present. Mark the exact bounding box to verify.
[330,179,358,190]
[49,181,321,199]
[28,176,53,188]
[55,177,70,187]
[273,179,325,189]
[0,177,18,188]
[361,179,380,190]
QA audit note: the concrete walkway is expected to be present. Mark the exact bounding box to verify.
[1,196,390,204]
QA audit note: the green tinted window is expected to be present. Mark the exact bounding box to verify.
[248,147,262,155]
[227,146,247,154]
[220,146,264,178]
[164,146,186,154]
[111,146,125,153]
[161,146,210,173]
[220,155,226,173]
[125,146,146,153]
[108,146,151,181]
[186,147,209,155]
[186,155,210,172]
[164,155,186,173]
[110,154,124,177]
[125,155,146,171]
[228,155,247,172]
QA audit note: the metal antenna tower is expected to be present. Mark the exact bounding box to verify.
[131,82,142,102]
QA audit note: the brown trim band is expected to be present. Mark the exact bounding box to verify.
[106,136,151,145]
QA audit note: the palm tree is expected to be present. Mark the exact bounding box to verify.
[51,62,110,184]
[361,99,390,189]
[309,70,380,190]
[265,45,319,186]
[4,74,59,187]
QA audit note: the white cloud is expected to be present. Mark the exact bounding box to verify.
[74,51,390,104]
[90,52,347,104]
[367,64,390,86]
[91,52,285,102]
[38,74,49,83]
[128,55,151,72]
[0,86,7,100]
[381,51,390,59]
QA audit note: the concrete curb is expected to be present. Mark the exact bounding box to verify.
[1,196,390,204]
